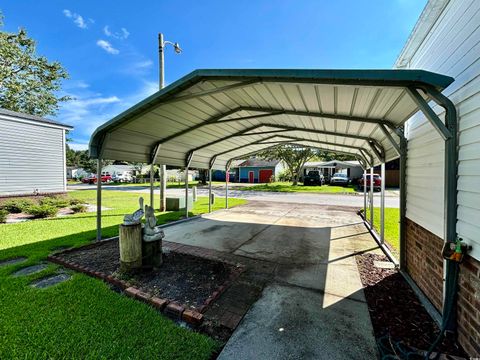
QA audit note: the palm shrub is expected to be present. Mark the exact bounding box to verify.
[25,204,58,218]
[1,199,34,213]
[70,204,87,213]
[40,196,70,208]
[0,209,8,223]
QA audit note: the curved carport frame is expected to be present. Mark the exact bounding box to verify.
[89,69,458,329]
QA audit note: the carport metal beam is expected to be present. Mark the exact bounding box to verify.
[208,135,373,165]
[189,123,385,157]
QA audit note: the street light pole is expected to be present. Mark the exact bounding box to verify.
[158,33,182,211]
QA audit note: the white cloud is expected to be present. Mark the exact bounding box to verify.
[63,9,88,29]
[57,81,158,145]
[68,143,89,151]
[103,25,130,40]
[96,40,119,55]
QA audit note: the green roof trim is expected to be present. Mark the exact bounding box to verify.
[89,68,454,158]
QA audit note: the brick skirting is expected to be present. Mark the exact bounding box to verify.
[405,218,480,356]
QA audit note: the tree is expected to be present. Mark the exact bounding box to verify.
[257,145,318,185]
[0,12,70,116]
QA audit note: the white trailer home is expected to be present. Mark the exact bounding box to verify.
[0,108,73,197]
[395,0,480,355]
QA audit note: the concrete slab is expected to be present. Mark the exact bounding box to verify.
[162,200,381,359]
[234,225,331,264]
[163,217,270,253]
[218,284,378,360]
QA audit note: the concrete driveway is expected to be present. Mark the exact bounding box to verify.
[163,201,381,359]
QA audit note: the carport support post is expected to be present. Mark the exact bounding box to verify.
[96,159,102,241]
[160,165,166,211]
[380,162,385,243]
[363,169,367,218]
[208,167,212,213]
[185,167,189,218]
[149,163,154,207]
[225,166,229,209]
[370,167,374,226]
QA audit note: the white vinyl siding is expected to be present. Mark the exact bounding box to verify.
[0,115,66,196]
[398,0,480,259]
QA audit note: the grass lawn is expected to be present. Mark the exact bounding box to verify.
[106,181,226,189]
[234,182,356,193]
[365,207,400,252]
[0,191,246,359]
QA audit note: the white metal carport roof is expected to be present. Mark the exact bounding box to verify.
[89,69,453,170]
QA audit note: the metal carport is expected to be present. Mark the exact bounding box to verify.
[89,68,458,327]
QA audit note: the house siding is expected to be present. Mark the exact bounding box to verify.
[0,115,67,196]
[239,166,276,183]
[398,0,480,260]
[397,0,480,356]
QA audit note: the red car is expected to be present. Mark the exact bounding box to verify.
[358,174,382,192]
[81,174,112,184]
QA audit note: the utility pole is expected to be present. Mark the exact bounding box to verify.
[158,33,182,211]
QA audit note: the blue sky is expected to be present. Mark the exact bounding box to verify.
[1,0,426,150]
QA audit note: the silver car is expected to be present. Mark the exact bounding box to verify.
[330,173,350,186]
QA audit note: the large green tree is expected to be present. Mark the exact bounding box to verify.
[0,12,70,116]
[257,145,318,185]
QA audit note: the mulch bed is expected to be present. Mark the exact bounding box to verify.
[356,253,468,358]
[59,239,236,309]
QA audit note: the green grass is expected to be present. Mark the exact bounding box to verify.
[233,182,356,193]
[365,207,400,252]
[0,191,246,359]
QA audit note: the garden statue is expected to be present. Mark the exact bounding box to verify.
[143,204,165,242]
[123,197,144,225]
[142,204,165,267]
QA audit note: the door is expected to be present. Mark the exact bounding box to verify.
[248,171,254,183]
[259,169,273,183]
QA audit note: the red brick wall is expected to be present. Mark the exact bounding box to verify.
[405,218,480,356]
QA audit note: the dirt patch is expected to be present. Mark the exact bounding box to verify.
[356,253,467,358]
[60,239,236,309]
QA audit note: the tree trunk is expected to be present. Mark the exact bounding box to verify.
[119,224,142,272]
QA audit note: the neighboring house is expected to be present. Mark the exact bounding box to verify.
[302,160,363,182]
[0,108,72,197]
[101,164,137,178]
[211,160,242,182]
[395,0,480,355]
[66,167,88,180]
[237,159,284,183]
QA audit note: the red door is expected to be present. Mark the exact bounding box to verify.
[248,171,254,183]
[259,169,273,183]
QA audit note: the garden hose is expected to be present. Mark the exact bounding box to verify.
[377,258,460,360]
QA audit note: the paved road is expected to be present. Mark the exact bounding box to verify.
[164,201,380,359]
[68,184,399,208]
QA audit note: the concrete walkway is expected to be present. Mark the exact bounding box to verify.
[163,201,381,359]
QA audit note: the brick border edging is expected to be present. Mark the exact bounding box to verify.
[47,238,246,328]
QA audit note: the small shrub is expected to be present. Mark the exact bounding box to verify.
[40,196,70,208]
[25,204,58,218]
[68,198,82,206]
[1,199,34,213]
[0,209,8,223]
[70,204,87,213]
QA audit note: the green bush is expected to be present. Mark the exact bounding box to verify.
[25,204,58,218]
[69,198,82,205]
[40,196,70,208]
[0,209,8,223]
[70,204,87,213]
[1,199,34,213]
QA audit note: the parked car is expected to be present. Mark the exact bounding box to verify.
[303,170,325,186]
[81,174,112,184]
[330,173,350,186]
[358,174,382,192]
[111,171,133,183]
